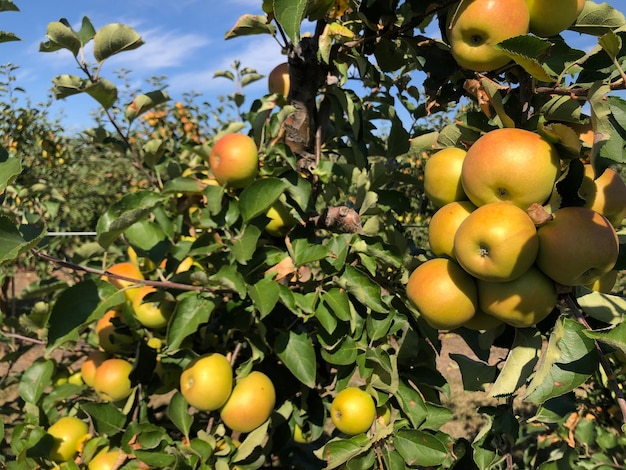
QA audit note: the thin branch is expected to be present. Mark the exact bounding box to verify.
[564,293,626,427]
[535,79,626,98]
[1,330,46,345]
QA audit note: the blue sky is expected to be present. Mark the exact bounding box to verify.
[0,1,621,132]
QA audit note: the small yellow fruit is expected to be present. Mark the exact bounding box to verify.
[265,201,298,237]
[93,358,134,402]
[330,387,376,435]
[220,371,276,433]
[180,353,233,411]
[131,286,175,329]
[81,350,108,388]
[423,147,468,207]
[47,416,90,462]
[88,447,123,470]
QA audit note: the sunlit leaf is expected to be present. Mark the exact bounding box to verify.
[394,429,448,467]
[126,90,170,123]
[167,294,215,351]
[274,0,307,44]
[496,35,555,82]
[224,14,276,39]
[0,217,44,265]
[313,434,371,469]
[19,359,55,404]
[239,177,288,222]
[43,21,81,56]
[570,2,626,35]
[167,392,193,439]
[93,23,144,62]
[275,330,317,388]
[248,277,280,318]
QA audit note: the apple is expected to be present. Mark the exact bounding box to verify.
[47,416,90,462]
[330,387,376,435]
[585,270,618,293]
[102,262,144,301]
[461,128,561,209]
[477,266,558,327]
[88,447,123,470]
[95,309,135,354]
[423,147,468,207]
[268,62,290,97]
[180,353,233,411]
[460,309,504,331]
[264,201,298,237]
[220,371,276,433]
[579,164,626,228]
[131,286,175,329]
[406,258,478,330]
[293,423,312,443]
[454,202,539,282]
[93,358,134,403]
[81,350,109,388]
[536,206,619,286]
[208,133,259,188]
[428,200,477,259]
[526,0,586,37]
[447,0,530,71]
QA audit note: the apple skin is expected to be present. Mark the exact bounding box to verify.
[47,416,90,462]
[268,62,290,97]
[330,387,376,435]
[93,358,134,403]
[460,309,504,331]
[180,353,233,411]
[526,0,586,37]
[428,200,477,259]
[131,286,175,329]
[220,371,276,433]
[447,0,530,71]
[454,202,539,282]
[406,258,478,330]
[461,128,561,209]
[477,266,557,328]
[536,206,619,286]
[423,147,468,208]
[585,270,618,293]
[208,133,259,188]
[88,448,122,470]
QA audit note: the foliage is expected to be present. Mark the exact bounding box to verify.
[1,1,626,469]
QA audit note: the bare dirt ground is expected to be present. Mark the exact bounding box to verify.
[1,270,516,443]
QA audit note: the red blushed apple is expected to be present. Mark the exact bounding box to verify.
[208,133,259,188]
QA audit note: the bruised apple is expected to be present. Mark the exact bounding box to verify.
[330,387,376,435]
[477,266,557,328]
[428,200,477,259]
[220,371,276,433]
[453,202,539,282]
[180,353,233,411]
[536,206,619,286]
[209,133,259,188]
[526,0,586,37]
[93,358,134,402]
[406,258,478,330]
[423,147,468,207]
[447,0,530,71]
[461,128,560,209]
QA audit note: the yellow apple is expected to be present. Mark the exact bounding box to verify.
[330,387,376,435]
[579,164,626,228]
[447,0,530,71]
[477,266,557,327]
[453,202,539,282]
[585,270,618,293]
[526,0,586,37]
[536,206,619,286]
[47,416,90,462]
[293,423,312,443]
[102,262,144,302]
[180,353,233,411]
[460,309,504,330]
[428,200,477,259]
[220,371,276,433]
[208,133,259,188]
[268,62,290,97]
[81,350,109,388]
[406,258,478,330]
[93,358,134,403]
[461,128,561,209]
[423,147,468,207]
[131,286,175,329]
[94,310,135,354]
[88,447,123,470]
[265,201,298,237]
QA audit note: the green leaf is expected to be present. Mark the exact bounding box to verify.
[81,402,127,436]
[290,238,330,266]
[274,0,307,44]
[524,317,598,403]
[576,286,626,324]
[208,265,247,298]
[231,225,261,264]
[84,78,118,109]
[96,190,170,248]
[94,23,144,62]
[496,35,555,82]
[275,330,317,388]
[313,434,371,469]
[583,321,626,356]
[248,277,280,318]
[394,429,448,467]
[77,16,96,45]
[125,90,170,123]
[232,420,270,463]
[19,359,54,404]
[224,14,277,39]
[598,29,622,59]
[167,295,215,351]
[50,75,118,109]
[489,328,542,398]
[322,288,352,323]
[450,354,498,392]
[0,216,44,265]
[570,2,626,36]
[321,336,358,366]
[167,392,193,439]
[395,381,428,429]
[472,405,519,469]
[0,31,19,43]
[339,266,387,313]
[239,177,288,222]
[0,1,19,12]
[43,21,81,56]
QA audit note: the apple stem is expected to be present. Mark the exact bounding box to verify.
[565,293,626,427]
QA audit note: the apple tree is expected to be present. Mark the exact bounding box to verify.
[2,0,626,469]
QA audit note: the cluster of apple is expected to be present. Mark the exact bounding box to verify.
[447,0,586,72]
[407,127,624,331]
